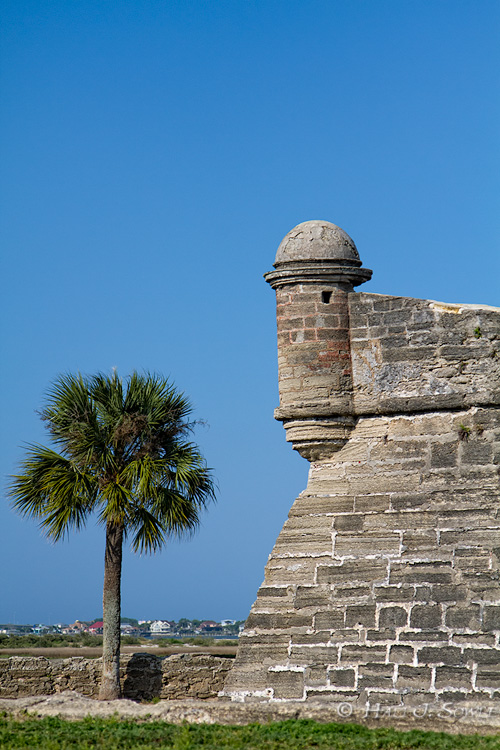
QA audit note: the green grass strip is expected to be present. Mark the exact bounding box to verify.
[0,716,499,750]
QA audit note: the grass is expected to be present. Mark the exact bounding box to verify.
[0,634,238,651]
[0,716,499,750]
[0,634,105,649]
[0,634,238,660]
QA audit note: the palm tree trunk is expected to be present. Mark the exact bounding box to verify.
[99,521,124,700]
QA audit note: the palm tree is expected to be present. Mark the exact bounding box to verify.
[8,371,216,700]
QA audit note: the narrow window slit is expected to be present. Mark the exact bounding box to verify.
[322,291,332,304]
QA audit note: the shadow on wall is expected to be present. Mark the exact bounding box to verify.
[122,653,163,700]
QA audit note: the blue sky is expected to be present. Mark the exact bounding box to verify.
[1,0,499,625]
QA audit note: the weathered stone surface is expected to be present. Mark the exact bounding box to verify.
[289,646,338,665]
[399,630,448,643]
[389,562,454,585]
[267,669,304,699]
[373,585,421,602]
[445,605,481,630]
[316,560,388,584]
[313,610,345,630]
[396,665,432,689]
[417,647,464,666]
[345,605,376,628]
[333,584,372,601]
[434,667,473,690]
[327,667,356,687]
[475,669,500,689]
[483,606,500,631]
[335,532,401,556]
[464,648,500,665]
[340,645,386,664]
[293,585,332,609]
[358,663,394,690]
[231,643,289,667]
[388,645,414,663]
[379,607,408,628]
[245,613,312,631]
[410,605,442,629]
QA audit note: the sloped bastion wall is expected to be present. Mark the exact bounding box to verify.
[222,220,500,713]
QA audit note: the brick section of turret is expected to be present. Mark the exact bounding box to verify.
[276,285,352,414]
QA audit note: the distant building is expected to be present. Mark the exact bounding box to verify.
[64,620,88,634]
[86,621,103,635]
[32,624,49,634]
[120,623,139,635]
[150,620,172,634]
[197,620,219,631]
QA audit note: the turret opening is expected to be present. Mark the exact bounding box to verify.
[321,291,332,304]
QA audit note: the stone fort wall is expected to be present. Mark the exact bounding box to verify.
[0,653,232,701]
[222,221,500,712]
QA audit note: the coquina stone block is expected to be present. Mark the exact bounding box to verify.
[222,220,500,716]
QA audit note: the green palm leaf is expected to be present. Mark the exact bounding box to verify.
[9,445,97,541]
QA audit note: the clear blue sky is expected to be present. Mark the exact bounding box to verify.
[1,0,499,625]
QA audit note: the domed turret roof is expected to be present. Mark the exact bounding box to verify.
[275,220,360,265]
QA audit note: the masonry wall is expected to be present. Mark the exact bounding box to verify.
[349,294,499,414]
[0,654,232,701]
[223,293,500,708]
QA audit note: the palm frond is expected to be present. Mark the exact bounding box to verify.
[124,372,192,430]
[119,455,164,497]
[8,445,97,541]
[165,442,216,506]
[41,372,113,471]
[97,481,133,526]
[152,487,202,536]
[121,448,215,510]
[129,507,166,553]
[90,371,124,428]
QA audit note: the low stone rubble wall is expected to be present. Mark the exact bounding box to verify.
[0,653,232,701]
